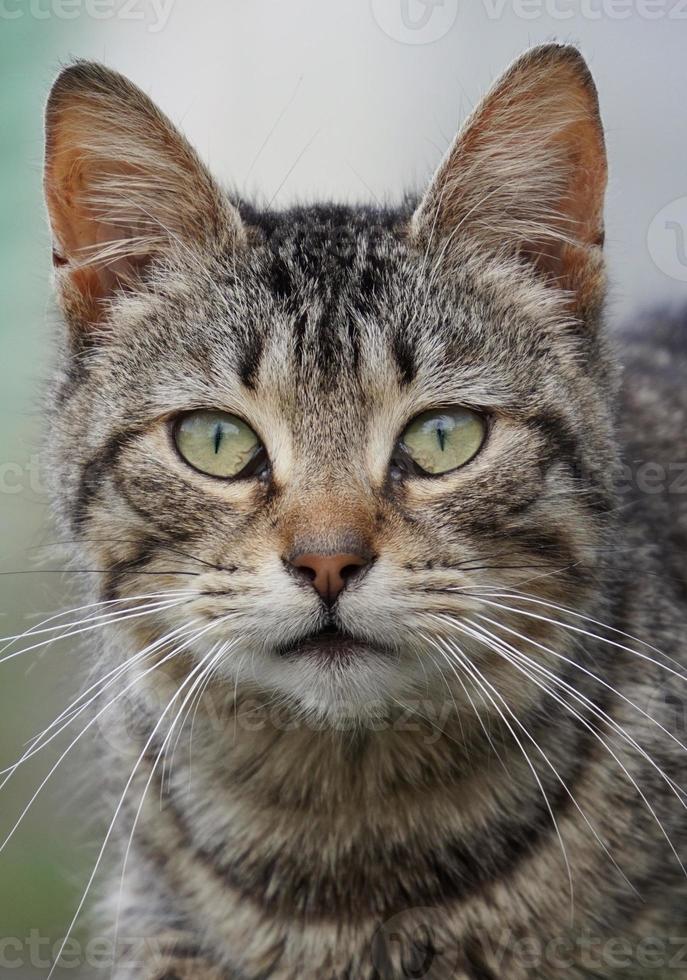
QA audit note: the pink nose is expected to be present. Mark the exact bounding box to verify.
[290,552,369,605]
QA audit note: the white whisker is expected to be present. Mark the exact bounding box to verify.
[111,637,239,974]
[419,631,508,770]
[466,590,687,680]
[0,590,194,655]
[0,616,232,843]
[0,595,194,669]
[452,619,652,891]
[0,614,202,782]
[47,635,229,980]
[436,612,687,883]
[434,631,576,916]
[476,613,687,768]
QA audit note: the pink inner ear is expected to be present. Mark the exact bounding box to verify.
[520,117,607,302]
[410,46,607,317]
[45,139,174,326]
[44,62,245,334]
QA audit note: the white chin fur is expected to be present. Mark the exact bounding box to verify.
[227,645,424,724]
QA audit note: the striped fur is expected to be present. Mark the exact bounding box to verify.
[41,46,687,979]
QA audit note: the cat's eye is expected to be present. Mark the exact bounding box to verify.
[398,407,487,476]
[173,410,265,479]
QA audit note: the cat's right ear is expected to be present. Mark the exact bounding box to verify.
[410,45,607,320]
[44,61,245,333]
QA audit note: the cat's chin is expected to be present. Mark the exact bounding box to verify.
[235,634,420,725]
[273,623,392,662]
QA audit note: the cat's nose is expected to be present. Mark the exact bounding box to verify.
[289,552,370,606]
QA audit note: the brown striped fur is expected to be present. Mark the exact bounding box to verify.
[41,45,687,979]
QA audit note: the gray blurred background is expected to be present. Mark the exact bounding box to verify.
[2,1,687,975]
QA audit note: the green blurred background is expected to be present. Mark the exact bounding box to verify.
[0,14,95,980]
[1,2,687,976]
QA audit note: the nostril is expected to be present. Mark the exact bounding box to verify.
[293,563,317,583]
[341,561,365,582]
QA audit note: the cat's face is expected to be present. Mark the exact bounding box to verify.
[44,46,612,722]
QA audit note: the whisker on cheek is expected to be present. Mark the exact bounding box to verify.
[433,632,577,912]
[0,616,205,784]
[0,596,196,669]
[49,635,235,980]
[445,615,687,882]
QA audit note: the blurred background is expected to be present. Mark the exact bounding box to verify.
[1,1,687,975]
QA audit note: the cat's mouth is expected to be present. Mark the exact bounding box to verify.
[275,622,388,660]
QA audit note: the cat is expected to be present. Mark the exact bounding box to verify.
[35,42,687,979]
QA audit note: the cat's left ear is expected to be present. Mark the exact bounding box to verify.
[44,61,245,331]
[411,44,607,318]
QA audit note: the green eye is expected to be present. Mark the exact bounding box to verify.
[399,407,487,475]
[174,410,263,478]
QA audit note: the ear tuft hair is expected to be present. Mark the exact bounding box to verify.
[44,60,244,330]
[411,44,607,319]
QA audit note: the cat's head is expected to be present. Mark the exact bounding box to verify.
[43,45,613,725]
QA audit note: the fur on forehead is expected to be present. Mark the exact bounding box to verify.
[77,219,588,414]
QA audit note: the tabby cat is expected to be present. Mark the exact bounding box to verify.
[35,43,687,979]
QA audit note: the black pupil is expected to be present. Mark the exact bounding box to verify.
[213,423,223,455]
[436,422,446,452]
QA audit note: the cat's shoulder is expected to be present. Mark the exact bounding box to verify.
[613,306,687,597]
[614,306,687,439]
[615,305,687,370]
